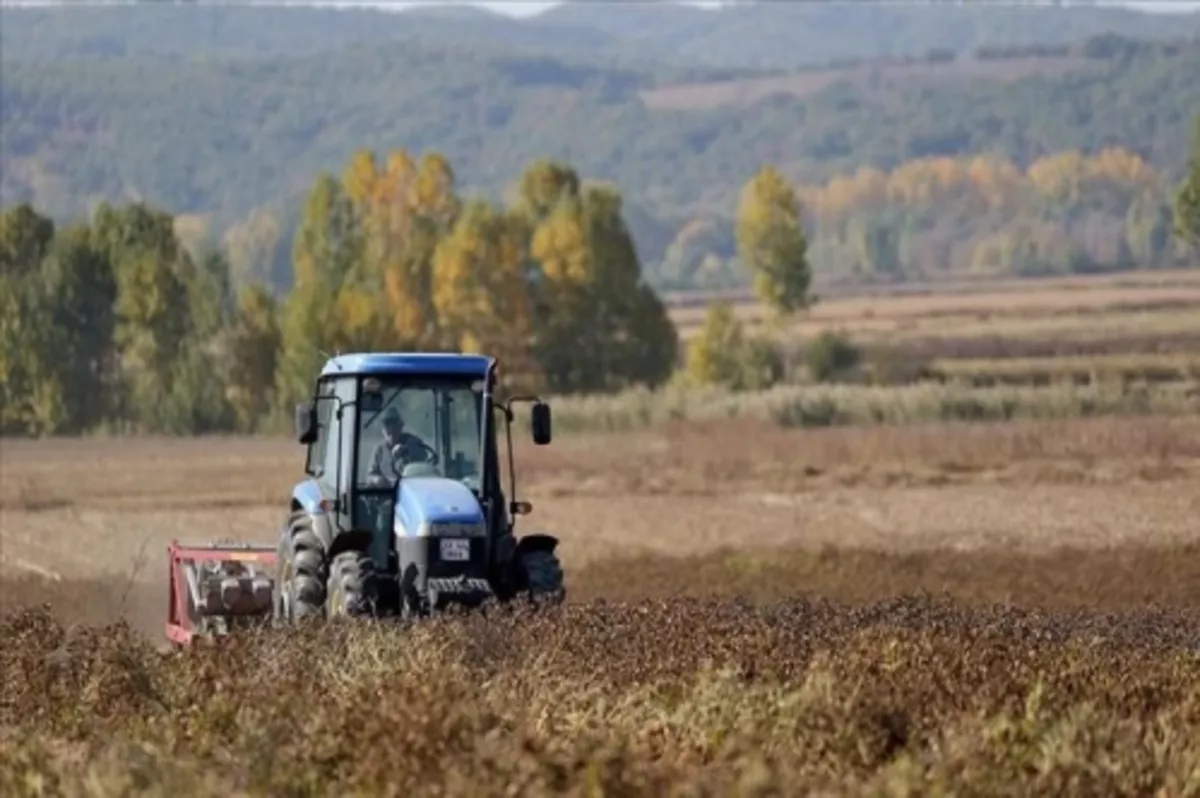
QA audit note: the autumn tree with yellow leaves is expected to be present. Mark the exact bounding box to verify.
[735,165,812,318]
[273,150,676,407]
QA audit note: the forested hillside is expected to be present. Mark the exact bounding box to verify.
[2,3,1198,291]
[5,2,1198,68]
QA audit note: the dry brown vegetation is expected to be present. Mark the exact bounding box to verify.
[668,269,1200,339]
[3,416,1199,794]
[639,55,1093,111]
[3,271,1199,794]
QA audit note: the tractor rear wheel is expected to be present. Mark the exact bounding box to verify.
[275,513,327,623]
[519,549,565,605]
[326,549,379,618]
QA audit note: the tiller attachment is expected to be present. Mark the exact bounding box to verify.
[165,540,278,644]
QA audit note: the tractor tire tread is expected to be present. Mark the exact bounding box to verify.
[284,515,327,618]
[328,550,379,618]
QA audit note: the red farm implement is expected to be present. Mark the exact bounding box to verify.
[164,540,278,644]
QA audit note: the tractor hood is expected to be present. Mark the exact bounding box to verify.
[393,475,486,538]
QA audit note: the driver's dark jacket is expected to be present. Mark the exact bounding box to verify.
[365,433,428,484]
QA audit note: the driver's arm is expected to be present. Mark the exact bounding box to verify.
[365,442,389,485]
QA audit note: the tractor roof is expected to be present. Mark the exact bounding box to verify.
[319,352,495,379]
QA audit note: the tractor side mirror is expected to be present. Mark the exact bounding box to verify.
[530,402,552,446]
[295,401,318,445]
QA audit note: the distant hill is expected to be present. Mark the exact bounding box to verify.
[4,2,1199,69]
[537,1,1200,69]
[1,3,1198,288]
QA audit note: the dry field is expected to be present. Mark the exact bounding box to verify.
[665,270,1200,423]
[668,269,1200,342]
[3,269,1200,794]
[3,411,1200,794]
[639,55,1092,111]
[2,413,1199,794]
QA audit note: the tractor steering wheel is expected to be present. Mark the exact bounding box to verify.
[393,440,440,470]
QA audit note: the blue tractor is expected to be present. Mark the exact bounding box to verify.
[273,352,564,622]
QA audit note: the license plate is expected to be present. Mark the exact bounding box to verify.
[439,538,470,562]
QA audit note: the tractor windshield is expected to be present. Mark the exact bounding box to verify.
[356,376,485,493]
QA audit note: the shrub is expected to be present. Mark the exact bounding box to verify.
[686,301,785,391]
[805,331,862,383]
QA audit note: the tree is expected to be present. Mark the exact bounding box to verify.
[1174,115,1200,249]
[0,204,58,433]
[1125,191,1174,266]
[523,165,677,394]
[226,283,282,432]
[91,202,193,430]
[736,165,812,317]
[685,300,781,392]
[38,225,119,432]
[686,301,746,389]
[223,205,284,289]
[432,199,540,391]
[275,172,365,406]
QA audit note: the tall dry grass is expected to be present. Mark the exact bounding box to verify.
[541,380,1199,434]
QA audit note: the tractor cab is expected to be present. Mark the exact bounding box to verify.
[286,353,559,619]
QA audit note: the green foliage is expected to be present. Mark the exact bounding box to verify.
[1174,115,1200,249]
[0,200,245,435]
[805,332,863,384]
[735,165,812,316]
[0,150,678,436]
[686,301,783,392]
[226,284,281,433]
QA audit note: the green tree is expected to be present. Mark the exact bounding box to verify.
[226,283,282,432]
[38,225,119,432]
[0,204,58,433]
[735,165,813,317]
[685,301,781,391]
[91,202,193,430]
[524,164,677,394]
[275,172,365,407]
[1174,115,1200,249]
[161,247,237,433]
[0,203,56,278]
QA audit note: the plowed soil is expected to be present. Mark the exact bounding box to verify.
[2,416,1198,795]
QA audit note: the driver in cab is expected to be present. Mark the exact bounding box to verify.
[365,407,434,487]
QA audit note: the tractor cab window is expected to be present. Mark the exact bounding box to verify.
[356,376,485,492]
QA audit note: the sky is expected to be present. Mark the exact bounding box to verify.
[317,0,1200,16]
[3,0,1198,13]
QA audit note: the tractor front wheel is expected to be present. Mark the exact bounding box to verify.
[326,550,379,618]
[274,513,327,624]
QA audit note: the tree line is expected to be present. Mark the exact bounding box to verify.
[0,151,808,437]
[4,120,1196,437]
[658,146,1195,289]
[219,144,1198,297]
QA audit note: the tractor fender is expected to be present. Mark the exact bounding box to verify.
[328,529,374,561]
[513,533,559,559]
[289,479,335,551]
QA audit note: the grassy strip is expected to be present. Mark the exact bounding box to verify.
[540,380,1199,434]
